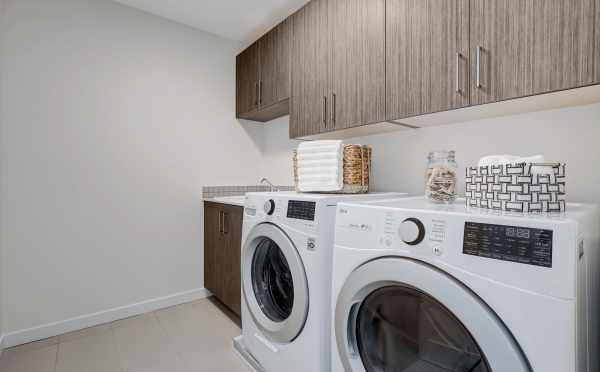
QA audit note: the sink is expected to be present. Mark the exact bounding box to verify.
[209,195,246,206]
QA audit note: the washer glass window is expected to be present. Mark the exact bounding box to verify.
[251,237,295,322]
[356,285,490,372]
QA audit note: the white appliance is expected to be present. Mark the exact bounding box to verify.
[331,197,600,372]
[235,192,405,372]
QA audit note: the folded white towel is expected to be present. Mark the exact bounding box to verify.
[297,140,343,192]
[478,154,555,175]
[478,154,545,167]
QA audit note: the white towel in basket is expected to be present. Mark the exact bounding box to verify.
[297,140,343,192]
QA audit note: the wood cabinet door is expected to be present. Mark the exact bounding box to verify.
[259,18,292,108]
[470,0,535,105]
[290,0,329,138]
[386,0,469,120]
[329,0,385,129]
[221,205,243,316]
[236,42,259,116]
[203,203,223,298]
[533,0,595,93]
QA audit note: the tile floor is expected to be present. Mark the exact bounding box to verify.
[0,298,251,372]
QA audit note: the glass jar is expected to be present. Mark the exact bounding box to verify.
[425,150,457,203]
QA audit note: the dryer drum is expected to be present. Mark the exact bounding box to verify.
[252,237,295,322]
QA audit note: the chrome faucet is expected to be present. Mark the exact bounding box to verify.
[260,178,278,192]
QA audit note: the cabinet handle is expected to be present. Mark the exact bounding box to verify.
[455,52,462,94]
[254,82,259,106]
[223,213,228,235]
[331,93,336,125]
[258,80,262,106]
[322,96,327,127]
[218,211,223,234]
[476,46,482,89]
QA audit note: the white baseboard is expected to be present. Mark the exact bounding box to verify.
[3,287,211,348]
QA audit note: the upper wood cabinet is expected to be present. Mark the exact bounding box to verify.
[240,0,600,138]
[386,0,469,121]
[236,19,291,122]
[290,0,329,138]
[259,18,292,108]
[236,42,259,117]
[329,0,385,129]
[290,0,385,138]
[533,0,595,93]
[470,0,535,105]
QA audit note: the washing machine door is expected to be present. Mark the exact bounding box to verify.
[242,223,309,344]
[335,258,531,372]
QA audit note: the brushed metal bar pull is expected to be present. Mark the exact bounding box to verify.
[455,52,462,94]
[322,96,327,127]
[223,213,228,235]
[476,46,482,89]
[255,82,259,106]
[218,211,223,234]
[258,80,262,106]
[331,93,336,124]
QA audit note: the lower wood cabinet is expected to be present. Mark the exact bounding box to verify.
[204,202,242,316]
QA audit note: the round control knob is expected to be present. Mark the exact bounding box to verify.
[399,218,425,246]
[264,199,275,215]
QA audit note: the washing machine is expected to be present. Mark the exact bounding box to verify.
[331,197,600,372]
[234,191,405,372]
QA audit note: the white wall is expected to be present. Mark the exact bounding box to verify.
[0,0,267,337]
[0,0,6,345]
[260,103,600,203]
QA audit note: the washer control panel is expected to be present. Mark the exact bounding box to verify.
[287,200,316,221]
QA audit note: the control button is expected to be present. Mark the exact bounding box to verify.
[383,235,393,247]
[264,199,275,215]
[307,238,316,251]
[433,246,443,256]
[399,218,426,246]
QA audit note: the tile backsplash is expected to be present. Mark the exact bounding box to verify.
[202,185,295,198]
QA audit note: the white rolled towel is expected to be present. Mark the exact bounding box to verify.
[478,154,545,167]
[297,140,344,192]
[478,154,556,175]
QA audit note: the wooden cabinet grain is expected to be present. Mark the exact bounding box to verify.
[259,18,292,109]
[236,20,291,123]
[386,0,469,120]
[291,0,385,138]
[235,42,259,117]
[203,202,242,317]
[533,0,595,93]
[470,0,535,105]
[290,0,329,138]
[329,0,385,129]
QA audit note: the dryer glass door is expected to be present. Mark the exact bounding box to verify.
[252,237,294,322]
[356,286,489,372]
[242,223,309,344]
[335,258,531,372]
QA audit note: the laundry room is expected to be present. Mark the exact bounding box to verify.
[1,0,600,371]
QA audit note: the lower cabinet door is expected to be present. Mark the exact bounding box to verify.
[204,203,223,299]
[222,205,243,316]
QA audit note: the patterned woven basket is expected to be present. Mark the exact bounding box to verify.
[293,144,372,194]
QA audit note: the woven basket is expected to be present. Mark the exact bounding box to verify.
[293,144,372,194]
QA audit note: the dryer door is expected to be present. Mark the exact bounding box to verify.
[242,223,309,344]
[335,258,531,372]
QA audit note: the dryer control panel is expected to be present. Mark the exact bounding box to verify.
[463,222,553,268]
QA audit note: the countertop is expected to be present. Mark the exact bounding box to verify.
[203,195,245,207]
